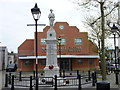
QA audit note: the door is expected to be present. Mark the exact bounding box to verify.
[61,59,69,71]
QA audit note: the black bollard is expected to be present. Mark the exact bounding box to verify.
[60,70,62,77]
[77,70,79,76]
[92,72,95,86]
[78,74,82,90]
[9,73,11,84]
[5,74,8,87]
[88,70,91,81]
[30,76,33,90]
[33,71,35,79]
[115,70,119,84]
[11,75,14,90]
[54,75,57,90]
[63,70,65,78]
[94,71,97,83]
[19,71,22,81]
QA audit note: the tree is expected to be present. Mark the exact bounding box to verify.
[72,0,118,80]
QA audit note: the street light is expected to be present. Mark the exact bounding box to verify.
[31,3,41,90]
[111,24,119,84]
[111,24,119,68]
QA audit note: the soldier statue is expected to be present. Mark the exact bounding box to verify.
[48,9,55,27]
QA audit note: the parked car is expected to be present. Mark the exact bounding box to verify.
[6,64,17,72]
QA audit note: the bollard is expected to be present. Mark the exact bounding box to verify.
[30,76,33,90]
[115,71,119,84]
[11,75,14,90]
[77,70,79,76]
[118,74,120,90]
[78,74,82,90]
[19,71,22,81]
[94,71,97,83]
[33,71,35,78]
[63,70,65,78]
[59,71,62,77]
[88,70,91,81]
[54,75,57,90]
[9,73,11,84]
[5,74,8,87]
[92,72,95,86]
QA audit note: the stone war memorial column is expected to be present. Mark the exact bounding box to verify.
[44,9,59,77]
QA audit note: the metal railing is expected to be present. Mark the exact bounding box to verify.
[4,70,97,90]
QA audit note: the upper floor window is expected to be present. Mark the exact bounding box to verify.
[41,38,46,44]
[59,25,64,30]
[58,38,66,45]
[74,38,82,45]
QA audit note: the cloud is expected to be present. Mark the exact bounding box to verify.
[0,0,85,52]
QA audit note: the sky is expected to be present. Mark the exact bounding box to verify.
[0,0,119,53]
[0,0,86,53]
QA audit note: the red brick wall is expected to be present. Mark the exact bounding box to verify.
[37,22,92,56]
[88,40,98,55]
[72,58,99,71]
[17,60,34,71]
[18,39,34,56]
[18,22,99,71]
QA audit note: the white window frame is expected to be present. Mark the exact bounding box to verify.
[74,38,82,45]
[41,38,46,44]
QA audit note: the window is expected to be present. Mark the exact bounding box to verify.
[41,38,46,44]
[40,60,46,65]
[60,38,66,45]
[25,60,32,65]
[59,25,64,30]
[89,60,93,65]
[74,38,82,45]
[78,60,83,64]
[59,38,66,45]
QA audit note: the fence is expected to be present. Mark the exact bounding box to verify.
[4,70,97,90]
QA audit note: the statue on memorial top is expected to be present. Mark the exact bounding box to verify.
[48,9,55,27]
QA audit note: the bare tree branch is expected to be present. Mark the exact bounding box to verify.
[91,3,118,25]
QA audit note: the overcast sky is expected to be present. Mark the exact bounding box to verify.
[0,0,87,52]
[0,0,118,53]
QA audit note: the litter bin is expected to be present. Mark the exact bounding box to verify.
[97,81,110,90]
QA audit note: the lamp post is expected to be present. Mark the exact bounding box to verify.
[111,24,119,84]
[58,37,62,71]
[31,3,41,90]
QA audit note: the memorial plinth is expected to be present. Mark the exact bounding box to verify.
[44,9,59,77]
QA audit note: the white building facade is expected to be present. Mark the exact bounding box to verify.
[0,46,8,70]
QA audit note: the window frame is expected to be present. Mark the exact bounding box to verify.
[59,38,66,45]
[41,38,46,45]
[74,38,82,45]
[77,59,83,64]
[40,60,46,65]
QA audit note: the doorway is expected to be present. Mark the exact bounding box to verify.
[60,59,69,71]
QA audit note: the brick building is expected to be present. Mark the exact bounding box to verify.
[18,22,99,71]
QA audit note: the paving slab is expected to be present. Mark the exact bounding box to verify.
[1,87,119,90]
